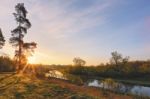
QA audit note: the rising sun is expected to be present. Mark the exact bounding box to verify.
[28,56,36,64]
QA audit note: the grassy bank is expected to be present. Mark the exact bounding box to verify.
[0,73,144,99]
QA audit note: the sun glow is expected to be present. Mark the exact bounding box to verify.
[28,56,36,64]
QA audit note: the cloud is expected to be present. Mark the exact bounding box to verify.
[0,0,119,40]
[0,0,124,65]
[25,0,119,40]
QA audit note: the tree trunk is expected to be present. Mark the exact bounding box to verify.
[18,24,22,72]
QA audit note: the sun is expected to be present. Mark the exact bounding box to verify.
[28,56,36,64]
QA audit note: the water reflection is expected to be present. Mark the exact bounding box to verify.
[88,79,150,97]
[45,70,66,79]
[45,71,150,97]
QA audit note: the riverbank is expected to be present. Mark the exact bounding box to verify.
[115,78,150,87]
[80,75,150,87]
[0,73,144,99]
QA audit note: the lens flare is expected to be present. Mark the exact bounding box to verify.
[28,56,36,64]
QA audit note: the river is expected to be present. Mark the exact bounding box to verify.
[88,79,150,97]
[45,70,150,97]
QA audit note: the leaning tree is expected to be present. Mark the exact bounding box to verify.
[0,28,5,49]
[10,3,37,72]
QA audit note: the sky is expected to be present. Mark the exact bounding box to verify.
[0,0,150,65]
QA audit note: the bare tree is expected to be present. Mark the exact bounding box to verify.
[110,51,122,67]
[73,57,86,66]
[110,51,129,67]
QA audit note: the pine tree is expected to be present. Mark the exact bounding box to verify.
[0,28,5,49]
[10,3,36,72]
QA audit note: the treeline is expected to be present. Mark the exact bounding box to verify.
[65,60,150,79]
[26,51,150,80]
[0,56,16,72]
[65,51,150,79]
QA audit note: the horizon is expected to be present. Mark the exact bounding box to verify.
[0,0,150,65]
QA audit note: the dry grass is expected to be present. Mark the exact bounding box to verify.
[0,73,140,99]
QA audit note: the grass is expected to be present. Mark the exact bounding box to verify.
[0,73,149,99]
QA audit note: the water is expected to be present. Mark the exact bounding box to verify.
[45,70,66,79]
[88,79,150,97]
[45,71,150,97]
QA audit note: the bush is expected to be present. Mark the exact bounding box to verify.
[64,74,83,85]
